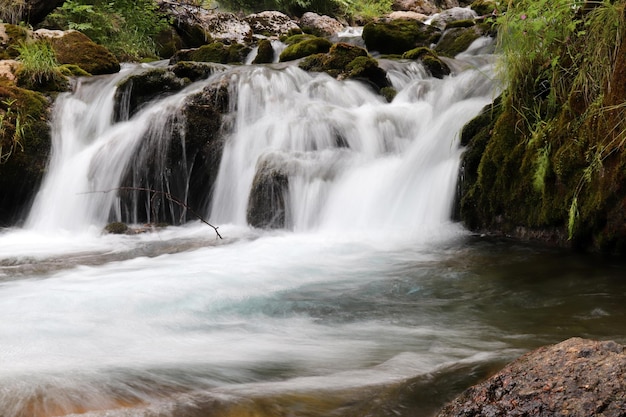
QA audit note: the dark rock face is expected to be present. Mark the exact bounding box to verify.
[252,39,274,64]
[362,19,442,55]
[247,153,290,229]
[437,338,626,417]
[23,0,65,25]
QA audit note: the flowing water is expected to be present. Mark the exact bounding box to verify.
[0,40,625,417]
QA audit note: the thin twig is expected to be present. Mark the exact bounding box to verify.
[87,187,222,239]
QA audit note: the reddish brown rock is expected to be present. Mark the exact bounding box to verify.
[437,338,626,417]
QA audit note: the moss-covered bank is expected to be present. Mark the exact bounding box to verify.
[459,0,626,254]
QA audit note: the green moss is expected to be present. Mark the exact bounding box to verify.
[380,86,397,102]
[421,55,451,79]
[446,19,477,29]
[283,34,317,45]
[345,56,390,90]
[0,80,51,224]
[279,37,332,62]
[50,31,120,75]
[15,67,69,92]
[470,0,497,16]
[59,64,91,77]
[171,61,216,82]
[252,39,274,64]
[105,222,129,234]
[192,42,229,63]
[401,47,432,60]
[434,27,483,58]
[226,43,251,64]
[1,24,30,60]
[362,19,441,55]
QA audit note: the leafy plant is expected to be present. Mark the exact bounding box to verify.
[47,0,169,60]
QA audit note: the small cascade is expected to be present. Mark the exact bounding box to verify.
[24,38,496,237]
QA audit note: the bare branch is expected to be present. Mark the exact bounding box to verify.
[87,187,223,239]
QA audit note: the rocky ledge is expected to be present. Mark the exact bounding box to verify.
[437,338,626,417]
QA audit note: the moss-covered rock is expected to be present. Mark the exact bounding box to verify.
[434,26,485,58]
[470,0,497,16]
[299,43,391,91]
[252,39,275,64]
[402,47,450,79]
[15,66,69,92]
[279,37,333,62]
[59,64,90,77]
[154,27,184,59]
[49,31,120,75]
[104,222,129,234]
[171,41,251,64]
[170,61,220,83]
[362,19,442,55]
[0,80,51,225]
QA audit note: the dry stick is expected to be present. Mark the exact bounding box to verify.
[90,187,222,239]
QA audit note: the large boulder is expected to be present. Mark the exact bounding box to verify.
[299,12,344,37]
[429,7,478,30]
[437,338,626,417]
[159,1,253,46]
[170,41,251,65]
[434,25,486,57]
[245,11,301,37]
[402,47,450,78]
[279,36,333,62]
[40,30,120,75]
[362,19,442,55]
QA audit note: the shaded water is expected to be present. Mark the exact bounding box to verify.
[0,39,625,417]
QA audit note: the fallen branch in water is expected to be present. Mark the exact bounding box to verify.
[86,186,222,239]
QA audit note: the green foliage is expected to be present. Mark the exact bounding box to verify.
[532,143,550,193]
[0,98,25,164]
[47,0,169,60]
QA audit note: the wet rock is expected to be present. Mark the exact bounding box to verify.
[45,30,120,75]
[104,222,129,234]
[436,338,626,417]
[246,11,300,37]
[114,68,188,121]
[402,47,450,78]
[430,7,478,30]
[279,36,332,62]
[247,153,290,229]
[299,42,391,91]
[170,61,221,83]
[252,39,275,64]
[118,77,230,225]
[434,25,485,57]
[299,12,344,37]
[362,19,442,55]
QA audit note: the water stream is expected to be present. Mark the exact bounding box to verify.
[0,39,625,417]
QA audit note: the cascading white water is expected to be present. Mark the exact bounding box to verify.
[0,39,510,417]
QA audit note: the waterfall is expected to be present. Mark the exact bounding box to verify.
[24,43,496,237]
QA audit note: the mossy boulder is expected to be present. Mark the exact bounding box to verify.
[0,80,51,225]
[171,41,251,64]
[435,26,486,58]
[362,19,442,55]
[15,66,69,93]
[48,31,120,75]
[171,61,220,83]
[104,222,129,234]
[470,0,497,16]
[279,37,333,62]
[252,39,275,64]
[402,47,450,79]
[299,43,391,92]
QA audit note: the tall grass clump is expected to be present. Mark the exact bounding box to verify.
[15,39,67,91]
[0,0,25,24]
